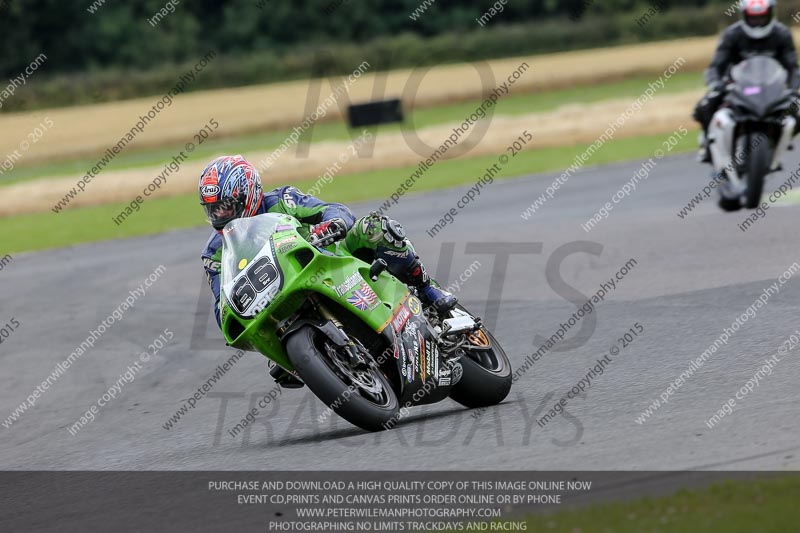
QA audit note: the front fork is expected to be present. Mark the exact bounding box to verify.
[313,296,367,366]
[709,108,742,187]
[772,116,796,169]
[709,110,792,192]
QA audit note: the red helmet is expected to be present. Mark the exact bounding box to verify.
[740,0,776,39]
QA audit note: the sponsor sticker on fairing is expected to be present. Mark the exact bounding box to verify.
[407,295,422,315]
[419,332,426,381]
[424,338,434,380]
[391,306,412,332]
[334,271,362,297]
[437,348,452,385]
[411,331,419,355]
[432,339,438,382]
[274,235,298,248]
[391,329,401,359]
[275,237,298,254]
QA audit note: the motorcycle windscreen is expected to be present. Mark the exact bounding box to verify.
[730,56,787,88]
[220,214,289,318]
[729,56,789,118]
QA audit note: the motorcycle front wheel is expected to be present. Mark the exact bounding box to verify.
[286,326,399,432]
[744,132,773,209]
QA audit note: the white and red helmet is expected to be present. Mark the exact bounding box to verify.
[740,0,776,39]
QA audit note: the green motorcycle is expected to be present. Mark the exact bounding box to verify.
[219,213,512,431]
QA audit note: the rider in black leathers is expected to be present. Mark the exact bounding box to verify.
[693,0,800,162]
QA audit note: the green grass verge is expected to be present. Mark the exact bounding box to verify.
[6,128,697,254]
[512,475,800,533]
[3,72,703,185]
[774,189,800,205]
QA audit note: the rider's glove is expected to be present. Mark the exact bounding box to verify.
[308,218,348,247]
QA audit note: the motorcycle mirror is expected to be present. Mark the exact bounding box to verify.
[370,259,388,281]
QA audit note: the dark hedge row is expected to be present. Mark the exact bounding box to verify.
[3,0,800,111]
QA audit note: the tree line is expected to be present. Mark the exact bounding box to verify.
[2,0,796,110]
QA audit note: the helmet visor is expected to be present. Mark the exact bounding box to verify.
[745,13,771,27]
[203,196,245,230]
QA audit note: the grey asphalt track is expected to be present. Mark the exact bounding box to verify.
[2,151,799,471]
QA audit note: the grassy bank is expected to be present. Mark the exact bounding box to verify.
[7,129,697,254]
[3,71,703,186]
[514,475,800,533]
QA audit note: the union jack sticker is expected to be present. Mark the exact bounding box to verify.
[346,282,379,311]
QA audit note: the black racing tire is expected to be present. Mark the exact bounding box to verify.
[744,132,772,209]
[449,308,512,409]
[285,326,399,432]
[718,196,742,212]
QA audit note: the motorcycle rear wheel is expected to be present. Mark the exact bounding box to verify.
[448,306,512,409]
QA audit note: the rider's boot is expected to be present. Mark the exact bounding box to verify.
[408,262,457,314]
[697,131,711,163]
[391,255,457,314]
